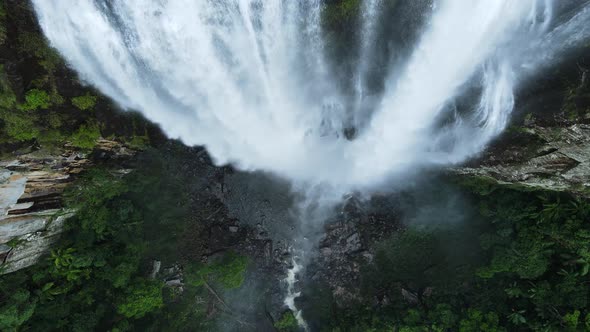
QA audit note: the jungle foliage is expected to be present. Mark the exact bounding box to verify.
[305,182,590,331]
[0,2,155,153]
[0,150,248,332]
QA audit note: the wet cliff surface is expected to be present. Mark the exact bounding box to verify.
[0,140,134,274]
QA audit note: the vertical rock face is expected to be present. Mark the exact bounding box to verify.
[452,124,590,196]
[0,140,135,274]
[0,155,76,274]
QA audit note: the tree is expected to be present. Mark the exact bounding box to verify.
[0,289,37,331]
[117,280,163,319]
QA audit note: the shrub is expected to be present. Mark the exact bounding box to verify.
[47,112,63,128]
[0,289,37,331]
[71,94,97,111]
[38,130,66,148]
[69,122,101,149]
[185,252,248,289]
[117,280,163,319]
[0,110,39,141]
[275,311,298,331]
[20,89,51,111]
[563,310,580,330]
[128,135,149,149]
[50,90,64,106]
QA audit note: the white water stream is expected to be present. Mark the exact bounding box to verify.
[31,0,590,189]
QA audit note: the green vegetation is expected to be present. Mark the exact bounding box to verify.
[17,31,62,73]
[323,0,362,27]
[69,121,101,149]
[1,2,589,331]
[275,311,298,331]
[185,252,248,289]
[309,181,590,331]
[0,65,16,109]
[0,169,144,331]
[0,110,39,141]
[0,3,6,46]
[0,3,153,151]
[117,280,164,319]
[19,89,52,111]
[0,289,36,331]
[71,94,98,111]
[0,150,248,331]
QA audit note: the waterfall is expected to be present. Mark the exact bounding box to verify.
[352,0,382,132]
[284,256,307,330]
[31,0,590,190]
[30,0,590,328]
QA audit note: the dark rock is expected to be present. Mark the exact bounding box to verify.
[401,288,419,304]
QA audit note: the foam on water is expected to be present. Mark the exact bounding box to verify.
[31,0,590,191]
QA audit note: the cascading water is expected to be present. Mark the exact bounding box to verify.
[31,0,590,189]
[31,0,590,328]
[352,0,381,131]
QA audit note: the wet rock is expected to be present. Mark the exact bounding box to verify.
[345,232,362,254]
[150,260,162,279]
[380,295,390,307]
[0,141,137,274]
[159,263,185,294]
[361,251,374,262]
[165,279,183,287]
[0,213,71,274]
[401,288,420,304]
[300,194,405,307]
[453,124,590,196]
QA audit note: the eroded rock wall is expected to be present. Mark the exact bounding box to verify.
[0,139,135,274]
[453,124,590,196]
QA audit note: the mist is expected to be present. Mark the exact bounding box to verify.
[30,0,590,191]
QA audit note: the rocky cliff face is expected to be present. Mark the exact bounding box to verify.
[453,123,590,197]
[0,139,135,274]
